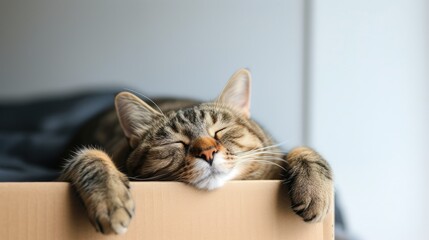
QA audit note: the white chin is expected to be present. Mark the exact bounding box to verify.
[191,154,240,191]
[194,175,228,191]
[193,168,240,191]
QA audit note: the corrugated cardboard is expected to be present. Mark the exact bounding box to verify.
[0,180,334,240]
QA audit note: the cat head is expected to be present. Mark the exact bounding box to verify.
[115,69,270,190]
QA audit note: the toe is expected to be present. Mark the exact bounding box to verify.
[110,207,132,235]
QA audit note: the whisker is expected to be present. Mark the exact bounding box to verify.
[235,159,286,171]
[238,151,286,156]
[236,156,287,162]
[235,157,288,165]
[234,141,287,155]
[251,141,288,151]
[236,151,286,158]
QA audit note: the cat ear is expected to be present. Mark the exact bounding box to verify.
[115,92,162,148]
[218,68,252,118]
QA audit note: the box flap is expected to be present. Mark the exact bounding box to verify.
[0,181,333,240]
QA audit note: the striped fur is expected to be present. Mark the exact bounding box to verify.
[60,69,333,234]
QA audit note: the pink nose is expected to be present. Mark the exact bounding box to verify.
[199,148,218,164]
[190,137,219,166]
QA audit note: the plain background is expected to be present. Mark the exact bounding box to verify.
[0,1,428,239]
[309,1,429,239]
[0,0,306,147]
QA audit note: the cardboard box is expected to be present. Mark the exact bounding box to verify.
[0,180,333,240]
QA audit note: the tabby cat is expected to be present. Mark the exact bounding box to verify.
[60,69,333,235]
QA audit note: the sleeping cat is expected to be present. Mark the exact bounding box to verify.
[60,69,333,235]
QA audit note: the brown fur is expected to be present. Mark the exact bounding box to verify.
[60,69,333,234]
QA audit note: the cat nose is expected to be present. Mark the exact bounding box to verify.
[199,148,218,165]
[190,137,219,166]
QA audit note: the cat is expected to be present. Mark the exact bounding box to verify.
[60,68,333,235]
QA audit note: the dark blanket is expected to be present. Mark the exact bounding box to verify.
[0,90,118,181]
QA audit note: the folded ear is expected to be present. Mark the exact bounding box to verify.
[217,68,252,118]
[115,92,162,148]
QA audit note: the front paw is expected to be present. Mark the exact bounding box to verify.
[83,176,135,234]
[288,181,333,223]
[285,147,333,223]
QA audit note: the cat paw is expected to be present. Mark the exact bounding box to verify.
[288,182,333,223]
[84,177,135,234]
[284,147,333,223]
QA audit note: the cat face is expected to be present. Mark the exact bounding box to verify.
[115,69,267,190]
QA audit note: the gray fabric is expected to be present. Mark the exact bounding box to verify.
[0,90,118,181]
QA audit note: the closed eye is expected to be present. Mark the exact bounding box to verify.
[214,127,228,139]
[159,141,189,147]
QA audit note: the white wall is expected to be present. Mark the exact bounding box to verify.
[0,0,305,146]
[309,1,429,239]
